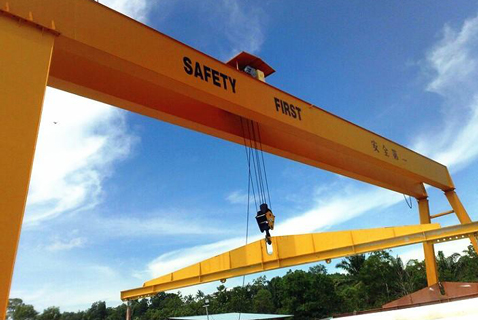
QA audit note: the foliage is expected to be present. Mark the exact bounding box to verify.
[7,247,478,319]
[7,299,38,320]
[38,307,61,320]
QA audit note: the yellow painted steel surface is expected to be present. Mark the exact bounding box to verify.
[0,0,454,198]
[0,14,55,320]
[120,223,473,300]
[445,191,478,250]
[418,199,439,286]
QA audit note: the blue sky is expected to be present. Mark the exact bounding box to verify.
[10,0,478,312]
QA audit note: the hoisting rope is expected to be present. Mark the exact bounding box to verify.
[238,118,253,320]
[256,125,272,208]
[237,144,252,320]
[240,118,274,242]
[238,117,274,320]
[240,117,272,213]
[241,119,258,210]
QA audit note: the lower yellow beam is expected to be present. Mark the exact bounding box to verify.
[122,223,478,300]
[0,14,55,319]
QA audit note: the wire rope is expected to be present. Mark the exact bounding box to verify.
[403,194,413,209]
[246,120,264,205]
[256,123,272,208]
[240,117,258,209]
[237,117,274,320]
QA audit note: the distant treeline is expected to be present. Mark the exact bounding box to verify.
[8,246,478,320]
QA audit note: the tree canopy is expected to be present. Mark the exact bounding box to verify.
[8,246,478,320]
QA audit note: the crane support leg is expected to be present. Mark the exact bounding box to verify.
[418,198,439,286]
[0,14,54,320]
[445,190,478,252]
[125,301,131,320]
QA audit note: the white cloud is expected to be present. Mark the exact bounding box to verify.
[226,190,249,204]
[148,237,245,278]
[414,14,478,170]
[274,187,401,235]
[219,0,266,56]
[24,88,136,225]
[46,237,86,252]
[426,18,478,104]
[92,214,229,238]
[103,0,267,59]
[11,264,127,312]
[100,0,150,22]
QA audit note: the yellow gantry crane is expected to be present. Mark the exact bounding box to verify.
[1,0,477,318]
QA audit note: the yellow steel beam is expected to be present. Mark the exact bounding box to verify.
[118,223,478,300]
[0,14,55,320]
[418,198,439,286]
[445,191,478,252]
[430,210,454,220]
[0,0,454,198]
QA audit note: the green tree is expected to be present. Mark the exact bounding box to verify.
[357,251,398,307]
[457,245,478,281]
[437,251,461,281]
[253,289,274,314]
[210,285,230,314]
[60,311,85,320]
[8,299,38,320]
[228,286,251,313]
[13,304,38,320]
[85,301,107,320]
[404,259,427,292]
[336,254,366,277]
[268,276,286,313]
[7,299,24,319]
[131,299,148,319]
[105,304,126,320]
[335,281,365,312]
[279,268,342,320]
[39,307,60,320]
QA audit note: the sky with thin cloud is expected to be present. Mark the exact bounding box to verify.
[10,0,478,312]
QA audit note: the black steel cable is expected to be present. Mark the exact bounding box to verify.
[246,120,263,206]
[403,194,413,209]
[239,118,253,320]
[240,117,258,209]
[256,123,272,208]
[247,148,258,210]
[238,156,252,320]
[250,121,266,204]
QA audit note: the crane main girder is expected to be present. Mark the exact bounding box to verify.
[120,223,478,301]
[0,0,454,198]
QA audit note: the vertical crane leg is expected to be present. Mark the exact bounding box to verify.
[125,301,131,320]
[0,16,55,320]
[418,198,439,286]
[445,191,478,252]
